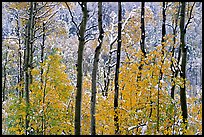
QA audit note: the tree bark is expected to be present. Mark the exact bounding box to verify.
[15,13,24,99]
[24,2,35,135]
[75,2,88,135]
[179,2,188,130]
[41,22,45,135]
[137,2,146,82]
[170,4,180,99]
[2,48,9,102]
[157,2,166,132]
[29,2,36,85]
[114,2,122,134]
[140,2,146,56]
[90,2,104,135]
[161,2,166,44]
[169,3,180,134]
[103,13,132,97]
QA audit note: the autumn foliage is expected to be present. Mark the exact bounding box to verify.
[2,2,202,135]
[3,44,201,135]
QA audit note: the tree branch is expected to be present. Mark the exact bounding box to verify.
[65,2,79,36]
[108,10,132,48]
[86,25,98,32]
[84,37,96,44]
[84,32,98,39]
[35,3,57,19]
[128,123,146,131]
[184,2,195,32]
[166,23,175,32]
[88,8,96,20]
[109,62,117,68]
[97,81,104,93]
[110,49,117,54]
[35,2,47,12]
[44,9,60,25]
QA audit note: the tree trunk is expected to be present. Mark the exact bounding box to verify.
[75,2,88,135]
[140,2,146,56]
[2,48,9,102]
[14,12,25,133]
[103,13,132,97]
[137,2,146,82]
[103,39,115,97]
[157,2,166,132]
[29,2,36,85]
[179,1,188,130]
[171,3,180,99]
[24,2,35,135]
[16,13,23,99]
[161,2,166,44]
[90,2,104,135]
[114,2,122,134]
[41,22,45,135]
[169,6,180,133]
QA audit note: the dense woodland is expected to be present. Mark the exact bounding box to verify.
[2,2,202,135]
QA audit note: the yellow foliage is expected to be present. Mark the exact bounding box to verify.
[3,18,201,136]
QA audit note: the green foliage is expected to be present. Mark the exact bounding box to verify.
[3,53,75,135]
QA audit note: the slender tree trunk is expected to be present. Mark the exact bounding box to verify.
[16,13,24,132]
[114,2,122,134]
[170,3,180,99]
[24,2,35,135]
[29,2,36,85]
[75,2,88,135]
[103,13,131,97]
[140,2,146,56]
[41,63,50,135]
[137,2,146,82]
[157,2,166,132]
[179,2,188,130]
[161,2,166,44]
[41,22,45,135]
[16,13,23,99]
[90,2,104,135]
[200,66,202,87]
[169,4,180,134]
[2,49,9,102]
[103,41,114,97]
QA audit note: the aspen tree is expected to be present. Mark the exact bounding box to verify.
[114,2,122,134]
[90,2,104,135]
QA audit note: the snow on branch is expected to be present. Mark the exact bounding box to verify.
[184,2,196,32]
[65,2,80,36]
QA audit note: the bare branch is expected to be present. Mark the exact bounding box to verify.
[166,23,174,30]
[128,123,146,131]
[84,32,98,39]
[36,5,55,19]
[2,37,19,40]
[184,2,195,32]
[84,37,96,44]
[110,49,117,54]
[97,81,104,93]
[34,26,43,33]
[19,16,29,20]
[86,25,98,32]
[108,11,132,48]
[88,8,96,20]
[36,2,47,12]
[109,62,117,68]
[65,2,79,36]
[166,2,173,8]
[44,9,60,25]
[78,2,83,8]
